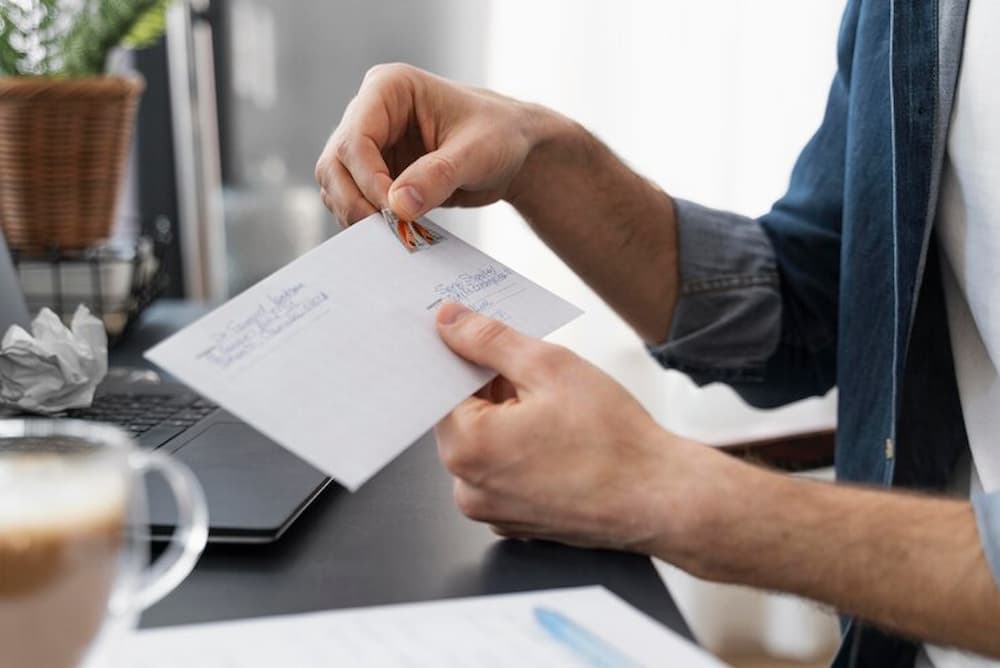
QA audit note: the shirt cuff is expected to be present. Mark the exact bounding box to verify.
[647,198,781,384]
[973,490,1000,590]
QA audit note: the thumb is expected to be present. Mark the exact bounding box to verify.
[388,145,470,220]
[436,303,537,386]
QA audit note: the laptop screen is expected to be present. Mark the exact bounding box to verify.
[0,231,32,335]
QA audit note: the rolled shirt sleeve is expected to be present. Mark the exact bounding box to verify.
[973,490,1000,590]
[647,198,782,384]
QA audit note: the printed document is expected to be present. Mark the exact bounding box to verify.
[145,214,581,490]
[112,586,725,667]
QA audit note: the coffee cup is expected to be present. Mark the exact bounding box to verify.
[0,419,208,668]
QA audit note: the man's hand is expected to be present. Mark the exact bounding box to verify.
[315,63,553,227]
[316,63,682,344]
[434,302,1000,656]
[433,301,723,553]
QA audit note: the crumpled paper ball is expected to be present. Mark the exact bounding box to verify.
[0,305,108,413]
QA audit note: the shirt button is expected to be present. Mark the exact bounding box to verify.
[885,437,895,460]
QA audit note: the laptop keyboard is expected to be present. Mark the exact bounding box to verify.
[65,392,218,450]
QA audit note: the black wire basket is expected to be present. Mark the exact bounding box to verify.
[10,235,168,347]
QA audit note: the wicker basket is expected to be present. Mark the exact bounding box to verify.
[0,76,144,252]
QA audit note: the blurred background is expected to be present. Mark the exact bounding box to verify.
[123,1,845,664]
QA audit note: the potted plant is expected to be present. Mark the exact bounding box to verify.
[0,0,169,252]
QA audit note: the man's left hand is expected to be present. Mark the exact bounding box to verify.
[433,302,728,557]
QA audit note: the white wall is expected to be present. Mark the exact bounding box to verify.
[475,0,848,659]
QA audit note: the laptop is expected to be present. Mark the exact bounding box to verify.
[0,231,332,543]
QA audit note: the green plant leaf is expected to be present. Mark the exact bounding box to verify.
[0,0,60,76]
[121,0,168,48]
[0,0,172,77]
[59,0,167,76]
[0,7,24,75]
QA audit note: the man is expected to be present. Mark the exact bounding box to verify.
[315,1,1000,665]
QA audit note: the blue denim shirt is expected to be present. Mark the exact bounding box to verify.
[648,1,1000,665]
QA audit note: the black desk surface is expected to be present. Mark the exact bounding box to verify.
[118,301,693,641]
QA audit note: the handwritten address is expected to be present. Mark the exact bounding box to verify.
[423,264,517,322]
[196,283,329,369]
[433,264,510,303]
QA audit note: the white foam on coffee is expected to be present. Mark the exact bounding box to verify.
[0,454,127,533]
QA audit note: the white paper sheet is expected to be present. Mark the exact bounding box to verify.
[111,586,725,667]
[145,214,581,490]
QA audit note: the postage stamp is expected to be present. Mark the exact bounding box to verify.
[381,209,445,253]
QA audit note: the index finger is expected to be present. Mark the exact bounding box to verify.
[317,67,417,211]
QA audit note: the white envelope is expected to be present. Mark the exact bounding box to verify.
[145,214,581,490]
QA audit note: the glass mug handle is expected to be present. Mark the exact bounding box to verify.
[115,449,209,614]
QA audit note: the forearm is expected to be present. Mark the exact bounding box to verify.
[659,453,1000,655]
[507,109,679,343]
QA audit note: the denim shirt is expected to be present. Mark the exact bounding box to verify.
[647,1,1000,665]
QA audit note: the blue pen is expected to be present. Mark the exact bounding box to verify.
[534,606,644,668]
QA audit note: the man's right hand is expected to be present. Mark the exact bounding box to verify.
[315,63,556,227]
[318,63,680,344]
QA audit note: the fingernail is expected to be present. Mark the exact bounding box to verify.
[438,302,472,325]
[392,185,424,218]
